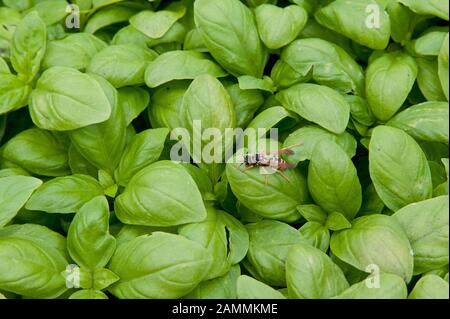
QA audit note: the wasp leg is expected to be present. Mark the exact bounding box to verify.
[284,142,304,149]
[243,164,255,172]
[277,170,291,183]
[277,143,303,155]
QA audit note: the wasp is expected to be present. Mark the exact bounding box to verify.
[239,144,302,183]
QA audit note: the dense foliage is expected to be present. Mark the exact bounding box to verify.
[0,0,448,299]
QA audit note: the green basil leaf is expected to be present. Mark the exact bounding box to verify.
[237,75,276,93]
[179,163,214,200]
[358,183,385,216]
[0,7,21,41]
[46,24,66,41]
[235,204,267,224]
[87,45,157,88]
[69,289,108,299]
[412,27,448,56]
[315,0,391,50]
[184,265,240,299]
[308,140,362,220]
[334,273,408,299]
[270,58,311,91]
[108,232,211,299]
[277,83,350,134]
[146,22,188,49]
[68,144,97,177]
[245,106,299,134]
[145,51,227,88]
[130,8,186,39]
[97,169,117,197]
[0,57,10,73]
[245,0,277,8]
[148,81,188,129]
[366,51,418,122]
[226,150,309,222]
[331,251,382,285]
[84,5,138,34]
[0,74,31,115]
[194,0,267,77]
[0,168,30,178]
[432,180,448,197]
[0,223,68,256]
[92,0,124,9]
[0,176,42,227]
[387,1,420,45]
[283,125,357,166]
[298,221,330,252]
[112,25,150,48]
[29,66,112,131]
[415,57,447,102]
[0,115,6,143]
[429,163,447,193]
[296,204,327,224]
[387,101,449,144]
[115,225,178,247]
[330,214,414,282]
[118,87,150,126]
[397,0,449,21]
[43,33,107,71]
[408,275,449,299]
[393,196,449,274]
[0,224,68,298]
[438,33,449,100]
[419,141,449,163]
[286,243,349,299]
[236,275,286,299]
[271,38,364,94]
[179,74,235,182]
[25,0,69,26]
[69,74,125,174]
[11,11,46,82]
[25,174,104,214]
[369,126,433,211]
[180,73,236,154]
[296,18,353,54]
[183,28,207,52]
[3,0,32,11]
[67,196,116,270]
[345,95,376,127]
[93,268,119,291]
[115,128,169,186]
[325,212,352,231]
[2,128,70,176]
[115,161,207,227]
[443,158,449,179]
[244,220,305,287]
[179,205,248,280]
[103,269,127,289]
[255,4,308,50]
[225,83,264,128]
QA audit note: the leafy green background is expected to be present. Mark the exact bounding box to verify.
[0,0,448,299]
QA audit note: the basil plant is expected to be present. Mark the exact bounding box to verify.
[0,0,448,300]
